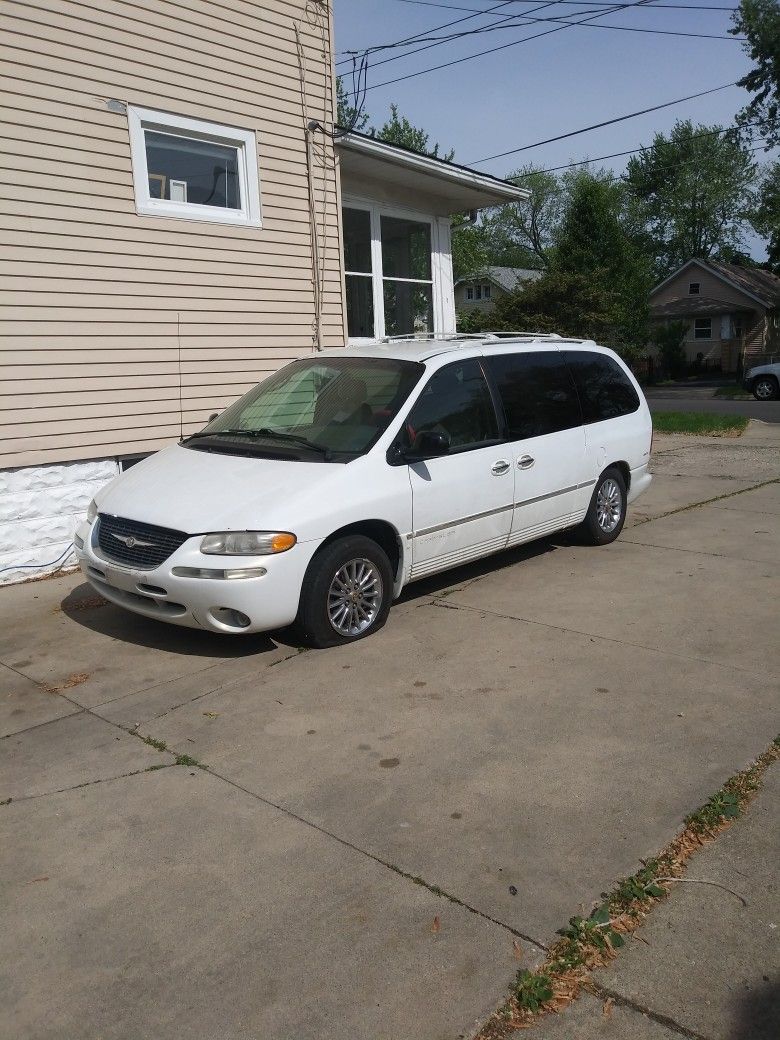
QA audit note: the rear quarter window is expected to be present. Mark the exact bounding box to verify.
[485,351,581,439]
[563,351,640,423]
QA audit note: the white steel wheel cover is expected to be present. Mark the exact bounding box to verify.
[596,477,623,533]
[327,558,383,637]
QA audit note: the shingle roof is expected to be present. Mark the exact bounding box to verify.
[455,266,543,291]
[705,260,780,307]
[650,296,748,319]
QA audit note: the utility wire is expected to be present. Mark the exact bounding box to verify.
[512,122,763,176]
[335,0,519,63]
[352,0,668,94]
[467,80,739,163]
[394,0,738,13]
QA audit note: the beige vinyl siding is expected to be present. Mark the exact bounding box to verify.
[0,0,345,469]
[652,266,764,310]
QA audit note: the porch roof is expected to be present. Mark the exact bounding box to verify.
[336,131,529,215]
[651,297,756,319]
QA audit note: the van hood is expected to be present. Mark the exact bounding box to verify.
[95,444,341,534]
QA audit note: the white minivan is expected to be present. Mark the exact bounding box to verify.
[75,335,652,647]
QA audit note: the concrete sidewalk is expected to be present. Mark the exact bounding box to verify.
[1,427,778,1040]
[531,760,779,1040]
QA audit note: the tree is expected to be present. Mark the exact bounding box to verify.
[731,0,780,149]
[625,120,758,277]
[654,321,688,377]
[751,161,780,271]
[372,104,454,160]
[487,171,653,354]
[480,164,565,269]
[552,170,652,348]
[336,76,369,132]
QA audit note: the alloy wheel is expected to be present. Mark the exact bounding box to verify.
[327,558,383,637]
[755,378,776,400]
[596,477,623,533]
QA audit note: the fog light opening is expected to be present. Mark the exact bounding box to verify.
[211,607,251,630]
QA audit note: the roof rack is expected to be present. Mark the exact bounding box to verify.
[379,331,583,344]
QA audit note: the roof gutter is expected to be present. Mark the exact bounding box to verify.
[336,132,530,204]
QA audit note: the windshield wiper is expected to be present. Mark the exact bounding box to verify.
[185,427,331,459]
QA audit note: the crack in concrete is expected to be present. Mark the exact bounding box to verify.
[587,982,714,1040]
[1,762,178,807]
[632,477,779,527]
[618,538,771,563]
[1,707,86,741]
[196,762,550,954]
[428,599,774,679]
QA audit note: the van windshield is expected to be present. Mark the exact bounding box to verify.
[185,356,423,460]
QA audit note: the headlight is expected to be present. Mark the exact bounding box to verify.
[200,531,297,555]
[87,499,98,523]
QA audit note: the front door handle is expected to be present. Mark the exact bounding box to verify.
[517,455,535,470]
[491,459,511,475]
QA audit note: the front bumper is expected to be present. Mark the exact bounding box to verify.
[74,520,319,634]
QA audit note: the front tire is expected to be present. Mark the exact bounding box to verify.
[581,468,627,545]
[752,376,779,401]
[295,535,393,648]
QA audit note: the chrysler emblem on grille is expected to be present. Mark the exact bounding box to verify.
[111,533,154,549]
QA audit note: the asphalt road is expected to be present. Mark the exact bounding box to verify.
[648,396,780,423]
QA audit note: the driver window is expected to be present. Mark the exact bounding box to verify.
[404,359,499,450]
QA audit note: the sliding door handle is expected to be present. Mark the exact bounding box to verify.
[517,455,535,470]
[491,460,511,475]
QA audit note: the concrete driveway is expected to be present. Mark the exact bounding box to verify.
[2,426,778,1040]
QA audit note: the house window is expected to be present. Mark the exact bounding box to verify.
[475,285,482,301]
[466,287,474,301]
[127,106,261,227]
[343,203,439,340]
[483,284,491,300]
[694,318,712,340]
[689,282,700,295]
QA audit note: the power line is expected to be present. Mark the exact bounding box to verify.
[355,0,676,94]
[335,0,520,64]
[467,81,739,164]
[346,8,739,81]
[394,0,738,13]
[510,123,763,177]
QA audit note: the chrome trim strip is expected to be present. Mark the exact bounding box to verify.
[413,501,514,538]
[409,479,598,538]
[514,478,596,510]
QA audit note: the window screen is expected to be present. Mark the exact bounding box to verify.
[563,351,640,423]
[485,351,581,439]
[406,359,499,450]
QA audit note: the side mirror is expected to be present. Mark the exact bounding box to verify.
[207,412,219,423]
[408,429,451,459]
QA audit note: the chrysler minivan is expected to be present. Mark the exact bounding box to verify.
[75,335,652,647]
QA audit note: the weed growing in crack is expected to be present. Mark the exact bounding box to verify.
[475,734,780,1038]
[515,971,553,1012]
[139,735,168,752]
[174,754,202,768]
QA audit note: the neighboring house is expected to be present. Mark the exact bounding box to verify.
[454,266,542,314]
[0,0,527,582]
[649,259,780,372]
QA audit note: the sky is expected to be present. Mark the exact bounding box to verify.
[333,0,775,257]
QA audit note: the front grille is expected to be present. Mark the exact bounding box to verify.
[96,514,189,570]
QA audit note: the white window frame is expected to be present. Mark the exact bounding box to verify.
[342,196,452,343]
[127,105,261,227]
[483,283,491,300]
[466,286,474,301]
[694,318,712,340]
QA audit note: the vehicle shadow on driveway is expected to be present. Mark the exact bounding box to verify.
[60,582,278,658]
[397,532,566,605]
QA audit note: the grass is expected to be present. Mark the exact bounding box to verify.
[713,385,751,400]
[477,735,780,1038]
[652,411,749,437]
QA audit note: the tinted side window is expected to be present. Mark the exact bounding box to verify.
[563,351,640,423]
[485,351,581,439]
[405,359,499,450]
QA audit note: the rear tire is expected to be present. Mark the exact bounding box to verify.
[752,376,779,401]
[295,535,393,648]
[580,467,627,545]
